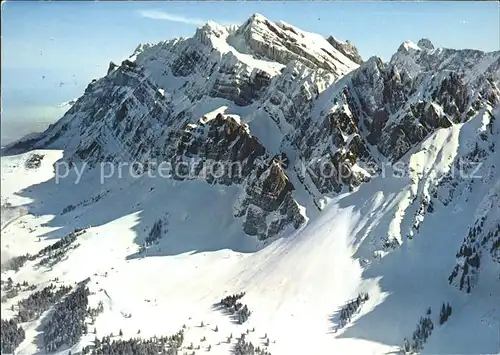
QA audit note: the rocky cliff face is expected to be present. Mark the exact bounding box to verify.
[326,36,363,65]
[237,159,305,239]
[177,112,306,239]
[176,113,266,184]
[229,14,358,76]
[9,14,499,247]
[343,40,500,163]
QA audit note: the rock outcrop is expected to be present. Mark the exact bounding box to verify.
[326,36,363,65]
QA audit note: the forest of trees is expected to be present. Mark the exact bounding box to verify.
[87,300,105,324]
[233,333,271,355]
[16,283,72,323]
[43,280,90,353]
[24,153,45,169]
[216,292,252,324]
[1,276,109,354]
[2,254,31,272]
[335,292,369,330]
[439,302,452,325]
[36,229,83,258]
[449,218,498,293]
[1,278,36,303]
[403,315,434,354]
[2,229,85,272]
[1,282,71,353]
[1,318,25,354]
[84,329,184,355]
[61,190,110,216]
[145,219,163,246]
[217,292,246,309]
[61,203,77,215]
[37,230,84,267]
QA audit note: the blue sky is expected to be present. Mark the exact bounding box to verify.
[1,1,499,143]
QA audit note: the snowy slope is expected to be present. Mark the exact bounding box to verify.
[1,13,500,355]
[2,119,499,355]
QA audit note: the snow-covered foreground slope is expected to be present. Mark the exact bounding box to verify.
[0,150,371,355]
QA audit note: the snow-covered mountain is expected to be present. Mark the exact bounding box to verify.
[2,13,499,355]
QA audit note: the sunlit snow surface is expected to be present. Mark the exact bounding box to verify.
[2,108,499,355]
